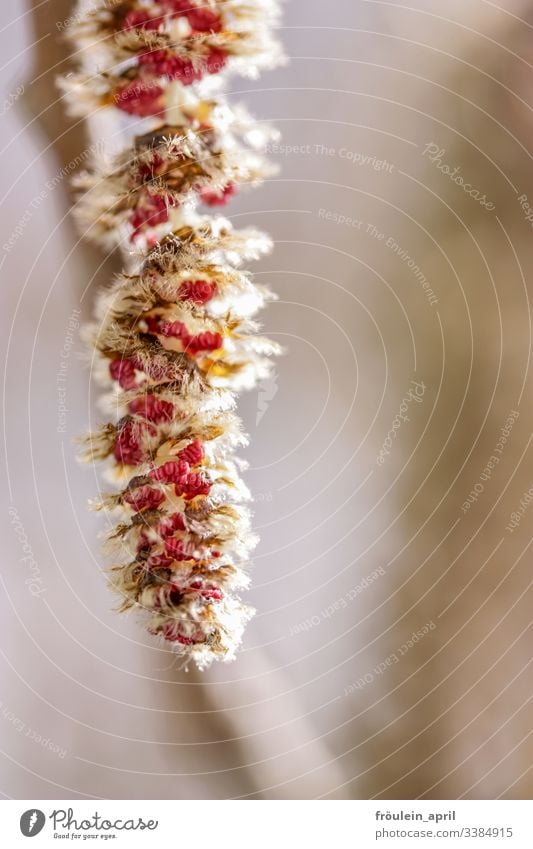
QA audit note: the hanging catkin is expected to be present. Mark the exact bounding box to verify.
[59,0,283,667]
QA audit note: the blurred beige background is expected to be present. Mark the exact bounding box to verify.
[2,0,533,799]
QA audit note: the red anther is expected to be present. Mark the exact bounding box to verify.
[159,319,190,342]
[129,395,174,423]
[162,621,179,640]
[142,314,163,334]
[178,439,204,466]
[170,57,204,85]
[188,579,222,600]
[131,192,172,239]
[114,420,150,465]
[160,0,191,15]
[139,49,202,85]
[115,79,164,117]
[122,10,161,30]
[165,537,198,560]
[161,619,195,643]
[137,533,150,552]
[110,357,137,390]
[150,459,190,484]
[204,48,228,76]
[178,279,216,304]
[202,585,223,600]
[176,471,212,499]
[186,331,222,353]
[135,153,165,183]
[138,45,226,84]
[124,485,165,512]
[187,7,222,32]
[158,512,186,538]
[146,553,174,569]
[138,48,170,68]
[200,183,236,206]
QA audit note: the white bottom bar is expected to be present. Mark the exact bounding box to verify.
[2,800,533,848]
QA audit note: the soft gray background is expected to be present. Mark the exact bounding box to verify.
[2,0,533,798]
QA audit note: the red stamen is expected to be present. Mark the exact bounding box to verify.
[114,420,153,465]
[175,472,212,499]
[178,279,216,304]
[185,331,222,353]
[131,191,173,240]
[200,183,236,206]
[187,8,222,32]
[165,537,198,560]
[110,357,137,390]
[122,10,161,30]
[124,485,165,512]
[158,512,186,537]
[129,395,174,423]
[150,459,190,484]
[115,79,164,117]
[178,439,204,466]
[146,553,174,569]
